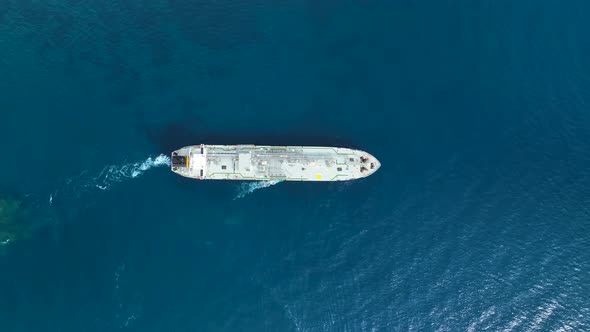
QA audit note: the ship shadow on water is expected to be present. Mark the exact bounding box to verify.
[144,121,360,155]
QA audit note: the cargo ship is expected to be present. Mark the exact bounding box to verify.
[171,144,380,181]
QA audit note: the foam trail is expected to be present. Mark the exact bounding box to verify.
[51,154,170,202]
[93,154,170,190]
[234,180,283,200]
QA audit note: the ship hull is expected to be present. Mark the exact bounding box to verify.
[171,145,380,181]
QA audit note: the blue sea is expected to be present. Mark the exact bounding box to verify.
[1,0,590,331]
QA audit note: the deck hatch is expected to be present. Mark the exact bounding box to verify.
[172,155,187,167]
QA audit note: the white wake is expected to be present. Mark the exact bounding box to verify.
[93,154,170,190]
[51,154,170,202]
[234,180,283,200]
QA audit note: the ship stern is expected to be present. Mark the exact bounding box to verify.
[171,145,206,179]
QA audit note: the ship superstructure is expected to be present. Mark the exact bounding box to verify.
[171,144,380,181]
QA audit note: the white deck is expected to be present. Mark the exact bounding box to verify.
[171,144,380,181]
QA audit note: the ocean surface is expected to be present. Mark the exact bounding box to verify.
[1,0,589,331]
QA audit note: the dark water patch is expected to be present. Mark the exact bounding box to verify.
[195,63,236,80]
[131,6,175,66]
[304,0,344,26]
[167,0,260,50]
[104,29,123,53]
[95,2,122,30]
[46,12,77,49]
[146,28,174,66]
[17,1,51,26]
[105,64,143,105]
[0,0,11,24]
[104,59,140,83]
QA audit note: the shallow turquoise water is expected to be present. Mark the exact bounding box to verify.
[1,0,590,331]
